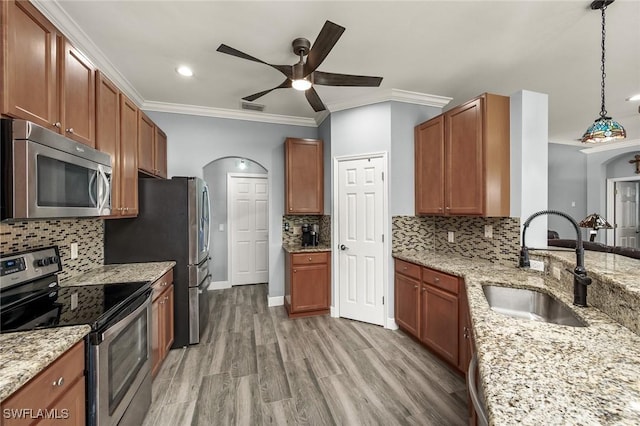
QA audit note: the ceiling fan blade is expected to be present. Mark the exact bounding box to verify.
[313,71,383,87]
[303,21,345,76]
[305,87,327,112]
[217,44,292,78]
[242,79,292,102]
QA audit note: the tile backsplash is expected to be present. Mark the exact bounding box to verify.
[282,215,331,246]
[0,219,104,282]
[392,215,520,267]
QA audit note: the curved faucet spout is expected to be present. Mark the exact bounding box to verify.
[520,209,591,307]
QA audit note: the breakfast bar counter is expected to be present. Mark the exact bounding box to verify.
[60,261,176,287]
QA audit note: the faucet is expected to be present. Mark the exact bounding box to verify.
[519,209,592,307]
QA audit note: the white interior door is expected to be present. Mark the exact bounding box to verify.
[337,156,385,326]
[615,181,639,248]
[229,174,269,285]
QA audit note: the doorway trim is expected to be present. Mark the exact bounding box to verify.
[227,172,269,287]
[606,176,640,246]
[332,151,390,328]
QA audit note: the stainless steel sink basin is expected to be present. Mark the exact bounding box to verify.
[482,285,588,327]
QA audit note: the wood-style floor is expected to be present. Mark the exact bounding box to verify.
[143,284,469,425]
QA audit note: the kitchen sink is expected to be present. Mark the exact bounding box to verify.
[482,285,588,327]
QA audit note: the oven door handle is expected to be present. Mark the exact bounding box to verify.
[100,293,151,344]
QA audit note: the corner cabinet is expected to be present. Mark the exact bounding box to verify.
[415,93,510,216]
[151,269,174,378]
[1,341,86,426]
[285,251,330,317]
[285,138,324,214]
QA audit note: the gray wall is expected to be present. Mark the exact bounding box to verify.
[547,144,587,238]
[145,111,317,298]
[203,157,267,283]
[318,116,332,215]
[607,151,640,179]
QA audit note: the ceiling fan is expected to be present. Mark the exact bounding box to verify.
[216,20,383,112]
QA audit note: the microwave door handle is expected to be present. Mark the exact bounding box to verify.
[97,167,109,211]
[88,172,98,207]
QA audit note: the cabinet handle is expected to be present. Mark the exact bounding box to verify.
[52,377,64,387]
[66,128,74,134]
[293,269,297,273]
[403,266,407,270]
[463,326,469,339]
[421,287,426,292]
[445,207,451,210]
[413,285,418,289]
[164,295,169,301]
[434,277,440,283]
[53,122,61,128]
[159,300,164,305]
[308,257,312,261]
[438,207,443,211]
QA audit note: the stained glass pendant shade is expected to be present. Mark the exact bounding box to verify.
[581,0,626,144]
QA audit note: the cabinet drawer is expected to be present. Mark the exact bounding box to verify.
[291,252,329,265]
[395,259,421,280]
[3,341,85,423]
[422,267,459,295]
[152,269,173,299]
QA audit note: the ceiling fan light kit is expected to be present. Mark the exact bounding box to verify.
[216,20,383,112]
[581,0,626,143]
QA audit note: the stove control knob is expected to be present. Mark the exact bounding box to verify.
[36,258,51,267]
[48,256,59,265]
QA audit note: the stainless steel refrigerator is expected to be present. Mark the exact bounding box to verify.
[104,176,211,347]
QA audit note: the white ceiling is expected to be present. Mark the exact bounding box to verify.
[38,0,640,144]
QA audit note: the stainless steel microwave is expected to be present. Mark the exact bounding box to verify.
[1,119,112,221]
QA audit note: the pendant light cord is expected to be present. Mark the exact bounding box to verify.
[600,3,608,118]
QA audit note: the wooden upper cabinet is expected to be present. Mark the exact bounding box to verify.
[415,115,445,215]
[155,127,168,178]
[95,72,120,213]
[414,93,510,217]
[285,138,324,215]
[120,95,139,216]
[60,38,95,147]
[138,111,155,174]
[1,0,59,130]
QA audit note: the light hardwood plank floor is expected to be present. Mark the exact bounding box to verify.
[143,284,469,426]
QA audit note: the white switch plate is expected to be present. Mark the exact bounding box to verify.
[484,224,493,239]
[530,259,545,272]
[70,243,78,259]
[448,231,455,243]
[71,292,78,310]
[218,223,224,232]
[552,266,561,280]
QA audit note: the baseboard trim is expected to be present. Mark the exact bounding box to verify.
[330,306,338,318]
[386,317,398,330]
[208,280,230,291]
[268,296,284,307]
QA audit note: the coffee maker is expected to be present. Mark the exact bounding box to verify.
[301,223,319,247]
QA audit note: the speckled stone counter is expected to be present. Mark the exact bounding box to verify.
[60,261,176,286]
[393,250,640,425]
[0,326,91,402]
[282,244,332,253]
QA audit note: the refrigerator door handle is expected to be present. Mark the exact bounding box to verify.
[202,183,211,256]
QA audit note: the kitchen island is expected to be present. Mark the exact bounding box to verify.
[393,249,640,425]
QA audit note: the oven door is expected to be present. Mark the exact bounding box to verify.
[90,292,151,426]
[11,139,111,219]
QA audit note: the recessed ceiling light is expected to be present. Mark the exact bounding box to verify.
[626,93,640,101]
[176,66,193,77]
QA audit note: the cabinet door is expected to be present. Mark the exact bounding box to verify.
[415,116,445,215]
[290,264,329,312]
[162,285,174,355]
[119,95,139,216]
[95,72,121,213]
[151,295,162,378]
[445,97,483,215]
[40,377,85,426]
[2,0,59,130]
[138,112,155,175]
[421,284,459,365]
[155,127,168,178]
[285,138,324,214]
[394,272,420,337]
[61,39,95,147]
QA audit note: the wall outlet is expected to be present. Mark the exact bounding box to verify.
[484,224,493,239]
[552,266,561,280]
[284,222,290,232]
[70,243,78,259]
[448,231,455,243]
[530,259,545,272]
[218,223,225,232]
[71,292,78,310]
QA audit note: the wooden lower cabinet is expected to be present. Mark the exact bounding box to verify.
[2,341,85,426]
[151,270,174,378]
[420,284,459,365]
[394,260,421,336]
[284,251,330,317]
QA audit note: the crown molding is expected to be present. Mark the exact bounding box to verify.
[30,0,145,107]
[325,89,452,113]
[142,101,319,128]
[579,138,640,154]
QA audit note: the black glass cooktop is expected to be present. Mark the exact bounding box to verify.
[0,280,151,334]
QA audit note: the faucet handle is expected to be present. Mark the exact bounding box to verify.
[565,268,593,286]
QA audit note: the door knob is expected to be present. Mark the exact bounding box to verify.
[339,244,348,251]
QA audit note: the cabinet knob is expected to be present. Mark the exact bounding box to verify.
[159,300,164,305]
[293,269,297,273]
[289,208,293,211]
[445,207,451,210]
[434,277,440,283]
[164,295,169,301]
[403,266,407,270]
[421,287,426,292]
[438,207,443,211]
[308,257,312,261]
[52,377,64,387]
[66,128,74,134]
[414,285,418,289]
[53,122,61,128]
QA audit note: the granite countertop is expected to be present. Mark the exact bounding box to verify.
[393,250,640,425]
[60,261,176,286]
[282,243,332,253]
[0,325,91,402]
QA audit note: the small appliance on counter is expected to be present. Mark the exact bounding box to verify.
[301,223,319,247]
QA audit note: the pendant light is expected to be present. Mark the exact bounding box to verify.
[581,0,626,144]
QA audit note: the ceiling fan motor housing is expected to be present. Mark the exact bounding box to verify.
[292,38,311,56]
